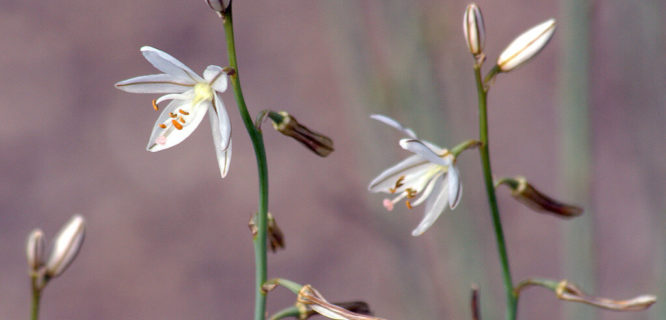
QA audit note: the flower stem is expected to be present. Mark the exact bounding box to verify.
[222,7,269,320]
[30,276,42,320]
[474,64,517,320]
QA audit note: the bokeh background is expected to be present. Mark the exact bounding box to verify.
[0,0,664,319]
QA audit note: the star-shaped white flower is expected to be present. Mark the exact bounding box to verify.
[368,115,462,236]
[115,46,232,178]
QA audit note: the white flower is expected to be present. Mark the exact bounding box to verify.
[115,46,232,178]
[368,115,462,236]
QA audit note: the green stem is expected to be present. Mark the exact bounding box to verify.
[269,306,301,320]
[30,277,42,320]
[222,7,269,320]
[474,65,517,319]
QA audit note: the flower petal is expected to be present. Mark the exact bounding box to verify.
[146,99,209,152]
[115,74,194,93]
[411,171,444,207]
[368,154,430,192]
[370,114,417,138]
[208,97,232,178]
[203,65,228,93]
[412,173,448,236]
[140,46,203,83]
[400,139,451,167]
[448,165,462,209]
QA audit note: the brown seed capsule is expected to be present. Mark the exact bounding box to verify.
[268,111,334,157]
[498,176,583,218]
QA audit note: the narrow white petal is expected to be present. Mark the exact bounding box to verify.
[155,92,189,105]
[411,171,444,207]
[203,65,228,93]
[115,74,194,93]
[208,99,232,178]
[448,165,462,209]
[311,305,348,320]
[146,100,209,152]
[400,139,451,167]
[370,114,417,138]
[368,154,430,192]
[412,174,448,236]
[140,46,203,83]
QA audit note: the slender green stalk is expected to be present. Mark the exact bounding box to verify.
[30,277,42,320]
[222,7,269,320]
[473,64,517,320]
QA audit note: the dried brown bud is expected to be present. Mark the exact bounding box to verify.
[297,285,386,320]
[302,301,373,320]
[471,285,481,320]
[26,229,46,272]
[499,177,583,218]
[249,213,285,253]
[269,111,334,157]
[556,280,657,311]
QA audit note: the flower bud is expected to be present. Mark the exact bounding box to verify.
[556,280,657,311]
[463,4,485,57]
[269,111,334,157]
[297,285,386,320]
[498,176,582,218]
[45,215,85,278]
[206,0,230,14]
[497,19,556,72]
[26,229,46,272]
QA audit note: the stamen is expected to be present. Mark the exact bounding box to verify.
[406,201,413,209]
[389,176,407,194]
[169,112,177,118]
[179,116,186,123]
[172,119,183,130]
[178,109,190,115]
[152,99,159,111]
[406,188,417,199]
[158,123,167,129]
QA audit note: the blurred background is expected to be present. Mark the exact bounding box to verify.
[0,0,663,319]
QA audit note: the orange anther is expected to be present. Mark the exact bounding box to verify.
[169,112,177,118]
[152,99,159,111]
[172,119,183,130]
[158,123,167,129]
[406,201,413,209]
[178,109,190,115]
[179,116,186,123]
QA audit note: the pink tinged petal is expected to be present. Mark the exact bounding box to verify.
[140,46,203,83]
[400,139,451,167]
[368,154,431,192]
[146,99,209,152]
[156,136,167,145]
[203,65,228,93]
[208,100,232,178]
[412,174,448,236]
[370,114,417,138]
[114,74,194,93]
[448,165,462,209]
[382,199,394,211]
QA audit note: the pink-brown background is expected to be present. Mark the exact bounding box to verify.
[0,0,663,319]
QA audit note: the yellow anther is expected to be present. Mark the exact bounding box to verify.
[152,99,159,111]
[158,123,167,129]
[179,116,186,123]
[178,109,190,115]
[406,201,413,209]
[169,112,177,118]
[406,188,417,199]
[172,119,183,130]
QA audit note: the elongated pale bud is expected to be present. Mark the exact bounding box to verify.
[556,280,657,311]
[45,215,85,277]
[463,4,485,57]
[206,0,230,14]
[26,229,46,272]
[497,176,582,218]
[268,111,334,157]
[497,19,556,72]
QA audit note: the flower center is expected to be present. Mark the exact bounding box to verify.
[193,82,214,105]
